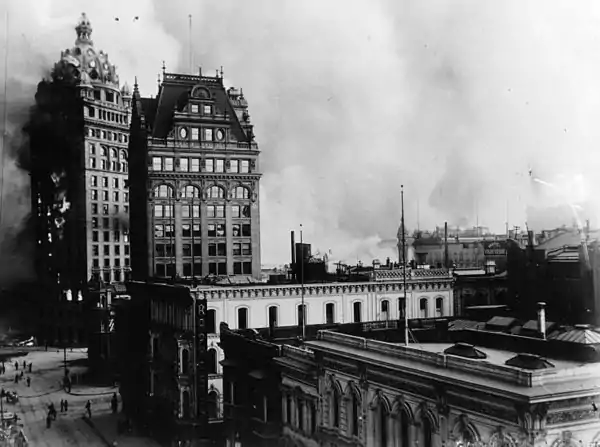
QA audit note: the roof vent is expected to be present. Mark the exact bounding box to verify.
[505,353,554,370]
[444,342,487,359]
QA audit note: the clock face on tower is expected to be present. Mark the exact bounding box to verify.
[179,127,188,139]
[89,60,96,68]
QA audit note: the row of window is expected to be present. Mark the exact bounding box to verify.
[89,158,128,172]
[154,222,250,238]
[155,242,251,258]
[283,392,318,435]
[153,204,251,220]
[91,199,128,215]
[93,269,130,283]
[85,105,129,126]
[178,126,226,142]
[152,157,251,173]
[86,127,129,144]
[91,216,128,230]
[208,297,446,332]
[92,230,130,243]
[91,256,130,267]
[154,184,251,200]
[91,190,129,204]
[89,146,128,161]
[154,261,252,277]
[90,175,127,189]
[86,87,122,105]
[91,244,130,257]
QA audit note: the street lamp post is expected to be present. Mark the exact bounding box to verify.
[300,224,305,341]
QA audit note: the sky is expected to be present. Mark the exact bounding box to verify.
[1,0,600,272]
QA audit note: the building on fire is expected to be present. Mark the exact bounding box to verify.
[219,310,600,447]
[28,13,132,353]
[128,68,262,282]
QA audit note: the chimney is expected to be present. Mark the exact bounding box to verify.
[444,222,449,269]
[537,302,547,340]
[291,231,296,280]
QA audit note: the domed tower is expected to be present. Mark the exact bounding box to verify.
[30,13,133,350]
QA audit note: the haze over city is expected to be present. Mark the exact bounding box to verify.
[1,0,600,272]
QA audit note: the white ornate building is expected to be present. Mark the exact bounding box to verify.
[203,268,454,421]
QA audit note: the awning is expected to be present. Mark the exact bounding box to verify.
[248,369,267,380]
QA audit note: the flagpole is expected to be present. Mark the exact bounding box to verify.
[0,11,9,228]
[188,15,193,74]
[401,186,409,347]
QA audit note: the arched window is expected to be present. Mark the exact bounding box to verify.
[154,185,173,198]
[237,307,248,329]
[207,309,216,334]
[181,185,200,198]
[398,297,406,319]
[325,303,335,324]
[331,386,340,427]
[232,186,250,199]
[353,301,362,323]
[422,415,433,447]
[207,391,218,419]
[381,299,390,320]
[110,148,118,159]
[208,348,217,374]
[268,306,278,328]
[436,297,444,317]
[181,348,189,374]
[120,150,128,161]
[350,388,360,437]
[182,390,190,419]
[286,394,293,425]
[420,298,429,318]
[207,185,224,199]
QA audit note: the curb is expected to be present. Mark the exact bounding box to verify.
[67,387,117,397]
[82,416,113,447]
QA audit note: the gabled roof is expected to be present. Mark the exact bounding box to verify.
[536,229,599,251]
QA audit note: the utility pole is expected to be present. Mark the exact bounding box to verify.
[401,186,409,347]
[300,224,305,340]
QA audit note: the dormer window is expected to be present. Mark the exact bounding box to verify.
[106,91,114,103]
[203,105,212,115]
[191,104,199,113]
[93,90,101,100]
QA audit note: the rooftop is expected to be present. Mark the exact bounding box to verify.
[306,330,600,398]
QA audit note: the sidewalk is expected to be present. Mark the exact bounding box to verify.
[84,408,161,447]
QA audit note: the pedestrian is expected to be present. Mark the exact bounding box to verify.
[26,377,30,387]
[22,361,25,370]
[19,371,23,379]
[60,400,64,413]
[85,400,91,419]
[64,400,68,412]
[46,413,51,428]
[14,362,17,370]
[48,403,56,420]
[14,374,17,384]
[28,363,32,373]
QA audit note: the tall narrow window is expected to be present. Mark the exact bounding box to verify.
[379,401,388,447]
[420,298,428,318]
[400,409,410,447]
[207,309,216,334]
[351,391,360,436]
[268,306,278,328]
[298,398,304,430]
[237,307,248,329]
[353,301,362,323]
[423,416,433,447]
[332,388,340,427]
[436,297,444,317]
[208,349,217,374]
[399,297,406,319]
[325,303,335,324]
[286,395,292,425]
[381,299,390,320]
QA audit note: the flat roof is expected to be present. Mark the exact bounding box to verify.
[305,337,600,400]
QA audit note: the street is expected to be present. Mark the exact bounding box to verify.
[0,348,159,447]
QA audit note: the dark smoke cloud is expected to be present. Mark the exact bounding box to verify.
[3,0,600,267]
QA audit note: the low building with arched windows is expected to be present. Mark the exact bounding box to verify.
[219,318,600,447]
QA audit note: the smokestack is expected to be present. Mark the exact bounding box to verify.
[537,302,547,340]
[444,222,449,269]
[291,231,296,280]
[527,230,535,247]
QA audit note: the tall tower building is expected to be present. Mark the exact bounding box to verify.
[29,13,131,346]
[129,71,262,281]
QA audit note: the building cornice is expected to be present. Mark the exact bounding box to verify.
[196,279,453,300]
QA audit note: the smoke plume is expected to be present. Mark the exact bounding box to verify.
[3,0,600,268]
